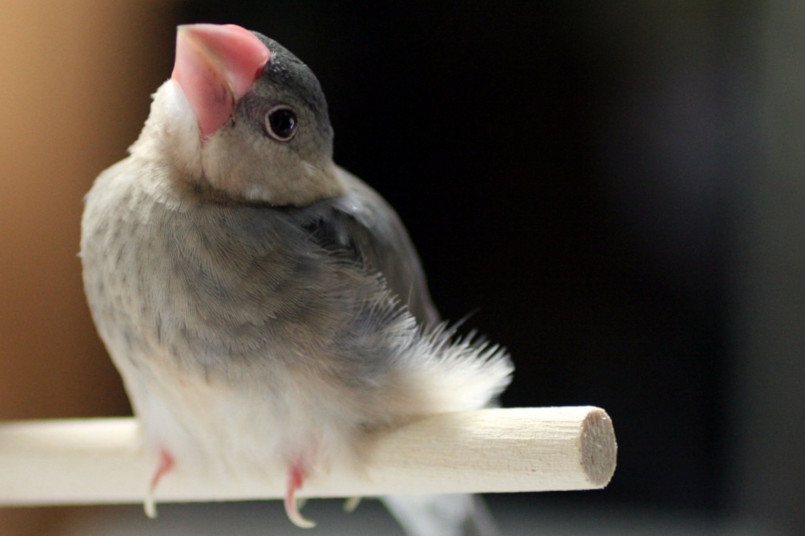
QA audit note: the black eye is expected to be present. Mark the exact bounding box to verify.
[265,106,298,141]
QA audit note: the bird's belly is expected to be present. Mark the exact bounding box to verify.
[104,326,362,486]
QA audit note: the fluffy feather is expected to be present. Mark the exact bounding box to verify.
[81,24,512,534]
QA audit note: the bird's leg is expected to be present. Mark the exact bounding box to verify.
[284,460,316,528]
[144,448,175,518]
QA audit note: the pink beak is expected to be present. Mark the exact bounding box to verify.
[171,24,271,139]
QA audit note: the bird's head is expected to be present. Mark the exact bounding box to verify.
[132,23,344,206]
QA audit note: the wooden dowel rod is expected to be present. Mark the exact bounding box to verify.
[0,406,616,506]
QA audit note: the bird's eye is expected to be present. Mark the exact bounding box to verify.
[265,106,298,141]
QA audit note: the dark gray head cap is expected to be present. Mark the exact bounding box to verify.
[250,32,334,146]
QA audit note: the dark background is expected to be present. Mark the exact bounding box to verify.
[3,2,802,535]
[179,1,755,514]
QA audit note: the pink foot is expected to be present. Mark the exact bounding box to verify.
[144,448,174,518]
[284,462,316,528]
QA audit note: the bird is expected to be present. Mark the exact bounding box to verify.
[80,23,512,536]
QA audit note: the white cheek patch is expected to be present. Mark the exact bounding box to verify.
[130,80,204,178]
[159,82,202,144]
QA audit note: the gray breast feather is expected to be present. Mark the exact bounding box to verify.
[82,155,511,439]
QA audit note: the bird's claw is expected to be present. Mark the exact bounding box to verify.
[343,496,362,513]
[285,462,316,528]
[143,448,174,519]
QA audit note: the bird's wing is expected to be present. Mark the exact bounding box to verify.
[296,166,440,327]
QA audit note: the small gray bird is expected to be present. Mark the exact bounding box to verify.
[81,23,512,536]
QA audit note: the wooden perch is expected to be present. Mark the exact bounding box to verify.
[0,406,615,507]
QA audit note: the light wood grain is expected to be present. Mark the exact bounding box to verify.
[0,406,615,507]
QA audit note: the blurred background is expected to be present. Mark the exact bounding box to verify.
[2,1,803,535]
